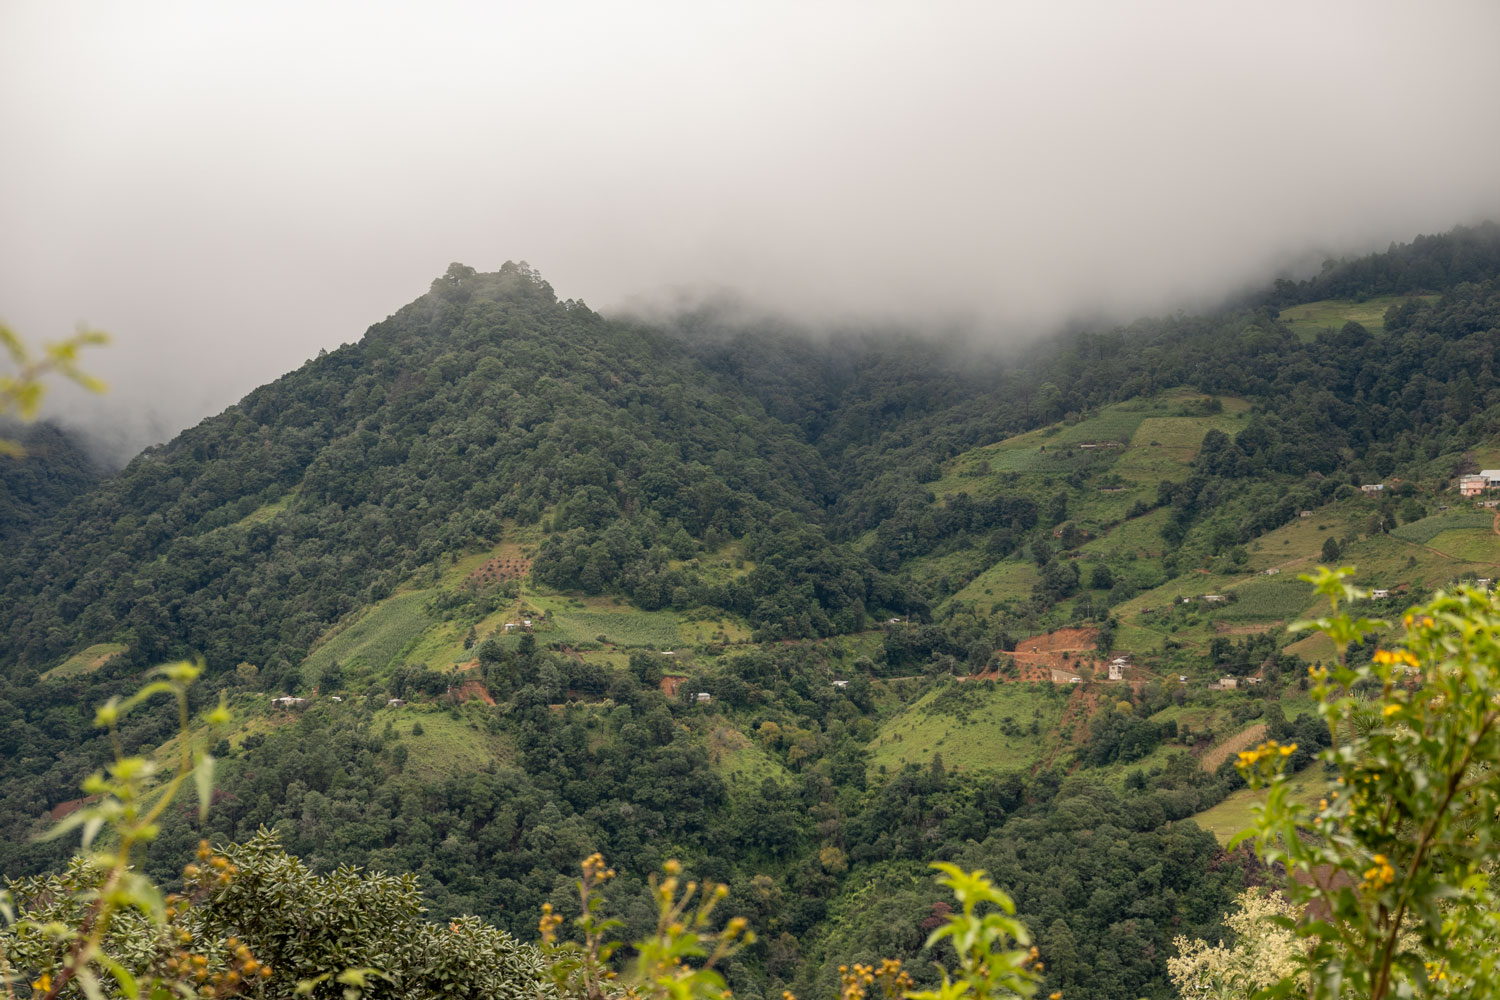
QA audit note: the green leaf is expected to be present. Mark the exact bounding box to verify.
[103,956,139,999]
[194,752,216,822]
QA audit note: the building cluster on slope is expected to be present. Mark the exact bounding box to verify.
[1460,471,1500,497]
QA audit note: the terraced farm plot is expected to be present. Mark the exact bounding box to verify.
[546,607,683,649]
[300,590,436,684]
[1214,576,1318,622]
[868,682,1067,775]
[41,642,127,680]
[1391,507,1494,544]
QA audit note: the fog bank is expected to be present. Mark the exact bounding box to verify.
[3,1,1499,457]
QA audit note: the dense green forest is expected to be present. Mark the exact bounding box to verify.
[5,226,1500,999]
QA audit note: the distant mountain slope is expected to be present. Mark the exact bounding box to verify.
[0,264,879,681]
[6,226,1500,688]
[0,421,101,542]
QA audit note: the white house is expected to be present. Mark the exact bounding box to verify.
[1108,658,1127,681]
[1482,469,1500,486]
[695,692,712,703]
[1202,594,1226,604]
[272,696,307,708]
[387,698,405,708]
[1219,676,1239,690]
[1371,588,1389,599]
[1361,484,1385,493]
[832,680,849,688]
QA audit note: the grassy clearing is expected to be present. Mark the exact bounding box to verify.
[678,615,754,646]
[708,725,792,792]
[377,705,513,783]
[42,642,127,681]
[1081,508,1170,558]
[949,559,1040,614]
[234,490,297,528]
[1246,508,1365,572]
[1192,766,1331,845]
[301,590,436,685]
[1276,295,1434,341]
[868,682,1068,775]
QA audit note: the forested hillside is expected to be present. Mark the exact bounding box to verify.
[5,225,1500,1000]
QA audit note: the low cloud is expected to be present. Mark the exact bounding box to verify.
[3,1,1499,457]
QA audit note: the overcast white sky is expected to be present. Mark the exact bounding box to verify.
[3,0,1500,456]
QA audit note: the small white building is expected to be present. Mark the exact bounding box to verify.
[272,696,307,708]
[387,698,405,708]
[1299,510,1313,518]
[1202,594,1227,604]
[1218,676,1239,690]
[1108,657,1127,681]
[1361,483,1385,493]
[832,680,849,688]
[695,692,712,703]
[1372,588,1390,599]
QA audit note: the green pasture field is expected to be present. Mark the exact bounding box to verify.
[376,704,514,784]
[1422,529,1499,564]
[1276,295,1435,341]
[949,559,1040,615]
[867,681,1067,775]
[1081,507,1170,558]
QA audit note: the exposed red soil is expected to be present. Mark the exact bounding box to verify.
[660,674,690,697]
[49,796,98,821]
[970,627,1103,682]
[449,679,496,706]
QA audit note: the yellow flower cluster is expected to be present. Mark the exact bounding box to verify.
[1237,740,1297,768]
[581,852,617,883]
[832,958,914,1000]
[1372,648,1420,669]
[1361,854,1396,892]
[538,902,563,944]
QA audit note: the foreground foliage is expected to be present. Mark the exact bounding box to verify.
[1232,569,1500,998]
